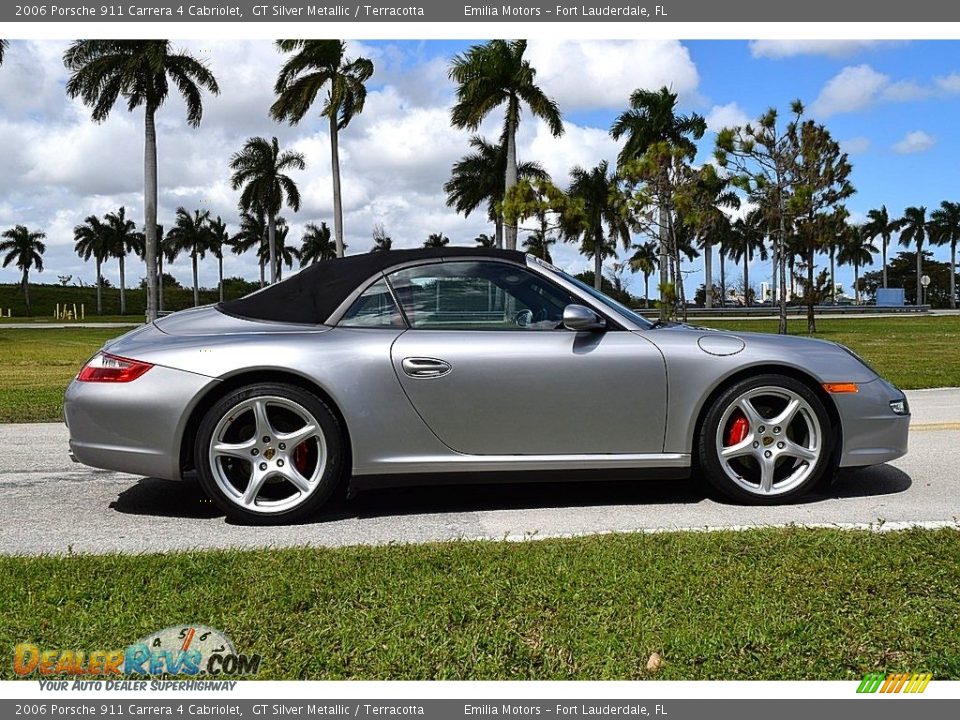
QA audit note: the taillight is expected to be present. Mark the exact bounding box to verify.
[77,352,153,383]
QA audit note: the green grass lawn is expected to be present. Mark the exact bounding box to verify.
[698,316,960,390]
[2,527,958,680]
[0,328,124,423]
[0,316,957,423]
[0,315,139,325]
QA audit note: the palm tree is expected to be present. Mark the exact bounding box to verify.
[930,200,960,309]
[271,40,373,258]
[229,211,270,287]
[449,40,564,250]
[208,216,229,303]
[444,135,548,248]
[728,213,769,306]
[629,241,658,308]
[103,207,142,315]
[475,233,496,248]
[370,224,393,253]
[563,161,630,290]
[300,222,337,266]
[257,220,299,280]
[1,225,45,315]
[863,205,898,290]
[0,40,9,66]
[152,224,177,312]
[522,230,555,262]
[611,87,706,318]
[73,215,111,315]
[896,206,930,305]
[837,224,878,305]
[166,207,212,307]
[424,233,450,248]
[229,136,305,284]
[64,41,219,321]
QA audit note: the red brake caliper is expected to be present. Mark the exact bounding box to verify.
[293,443,310,474]
[726,413,750,446]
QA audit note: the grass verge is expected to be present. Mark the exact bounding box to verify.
[0,316,957,423]
[0,328,124,423]
[698,316,960,389]
[2,527,958,680]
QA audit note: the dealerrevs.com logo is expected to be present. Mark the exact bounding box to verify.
[14,625,261,677]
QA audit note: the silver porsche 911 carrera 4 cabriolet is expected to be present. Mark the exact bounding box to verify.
[64,248,910,524]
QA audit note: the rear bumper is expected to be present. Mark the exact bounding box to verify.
[64,365,217,480]
[834,378,910,468]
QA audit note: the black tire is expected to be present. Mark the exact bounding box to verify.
[195,382,346,525]
[697,374,837,505]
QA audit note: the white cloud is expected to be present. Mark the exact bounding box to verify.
[810,65,889,117]
[705,102,750,132]
[840,137,871,154]
[892,130,936,154]
[882,80,931,102]
[935,73,960,93]
[525,40,700,111]
[749,40,895,59]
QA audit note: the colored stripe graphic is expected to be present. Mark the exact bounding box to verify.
[857,672,932,693]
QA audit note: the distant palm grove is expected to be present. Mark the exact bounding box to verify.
[1,39,958,330]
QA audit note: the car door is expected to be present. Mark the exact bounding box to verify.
[387,259,667,456]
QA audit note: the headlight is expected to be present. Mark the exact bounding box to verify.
[889,398,910,416]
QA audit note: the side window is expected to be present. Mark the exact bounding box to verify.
[386,261,574,330]
[339,278,405,328]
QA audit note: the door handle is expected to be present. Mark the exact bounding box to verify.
[401,357,452,378]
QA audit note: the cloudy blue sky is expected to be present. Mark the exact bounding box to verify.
[1,38,958,297]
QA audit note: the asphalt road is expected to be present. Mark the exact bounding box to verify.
[2,388,958,555]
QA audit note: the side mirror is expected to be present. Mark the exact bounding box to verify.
[563,304,606,332]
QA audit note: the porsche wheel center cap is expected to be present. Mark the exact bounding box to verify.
[264,447,276,460]
[762,436,775,447]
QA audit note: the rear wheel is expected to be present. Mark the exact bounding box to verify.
[698,374,836,504]
[195,383,345,524]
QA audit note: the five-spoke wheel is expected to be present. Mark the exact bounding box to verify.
[196,383,345,524]
[699,374,835,504]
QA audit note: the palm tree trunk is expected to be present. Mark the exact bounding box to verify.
[495,219,503,249]
[777,205,788,335]
[854,261,860,305]
[882,236,888,289]
[119,254,126,315]
[95,258,103,316]
[719,251,726,307]
[743,253,750,308]
[830,247,836,302]
[22,268,31,316]
[259,258,265,288]
[807,247,816,334]
[144,106,159,322]
[951,240,957,310]
[704,239,713,308]
[916,242,923,306]
[267,214,278,285]
[644,273,650,308]
[771,242,778,304]
[504,100,519,251]
[593,235,602,291]
[329,114,345,258]
[158,252,164,312]
[658,202,669,322]
[219,256,224,303]
[192,250,199,307]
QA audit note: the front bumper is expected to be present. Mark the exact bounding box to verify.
[64,365,217,480]
[834,377,910,468]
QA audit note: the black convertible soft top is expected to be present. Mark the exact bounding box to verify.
[218,247,526,325]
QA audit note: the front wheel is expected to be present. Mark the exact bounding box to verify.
[195,383,345,524]
[698,374,836,504]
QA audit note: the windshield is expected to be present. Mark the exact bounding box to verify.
[557,269,654,329]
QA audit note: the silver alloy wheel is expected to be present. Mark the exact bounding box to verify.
[715,385,821,497]
[208,395,328,514]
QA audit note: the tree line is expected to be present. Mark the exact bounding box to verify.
[0,39,957,329]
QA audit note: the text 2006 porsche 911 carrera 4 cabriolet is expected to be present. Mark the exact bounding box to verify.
[64,248,910,524]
